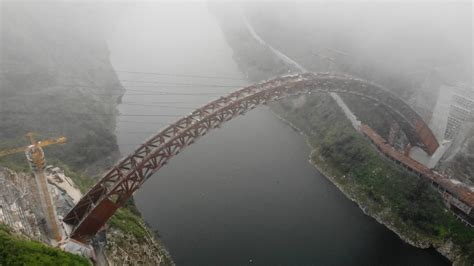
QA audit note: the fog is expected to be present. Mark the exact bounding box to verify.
[101,0,473,107]
[242,1,472,83]
[0,1,472,265]
[4,0,471,89]
[99,2,248,156]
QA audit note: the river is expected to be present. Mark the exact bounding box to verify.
[107,2,449,265]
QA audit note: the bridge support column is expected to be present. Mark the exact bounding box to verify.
[404,143,412,157]
[70,198,120,243]
[388,121,400,146]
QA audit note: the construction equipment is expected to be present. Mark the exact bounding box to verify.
[0,132,67,242]
[0,133,66,158]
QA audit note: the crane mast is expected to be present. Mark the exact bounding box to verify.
[0,133,67,242]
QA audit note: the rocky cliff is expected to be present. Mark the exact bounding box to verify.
[0,2,123,174]
[0,165,173,265]
[0,2,173,264]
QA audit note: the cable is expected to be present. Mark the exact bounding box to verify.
[0,111,183,118]
[105,93,222,96]
[119,84,237,88]
[48,84,233,93]
[92,92,221,97]
[120,79,241,87]
[124,88,232,93]
[119,114,182,117]
[120,88,230,94]
[122,101,201,104]
[118,120,169,124]
[43,81,242,89]
[1,65,247,81]
[8,81,239,94]
[120,103,195,109]
[115,70,245,81]
[49,82,238,89]
[121,101,198,105]
[117,131,158,134]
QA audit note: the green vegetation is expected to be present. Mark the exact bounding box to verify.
[0,137,32,173]
[0,92,121,172]
[0,157,30,173]
[109,207,148,242]
[1,3,122,173]
[272,94,474,263]
[0,224,90,265]
[211,14,290,82]
[0,4,173,264]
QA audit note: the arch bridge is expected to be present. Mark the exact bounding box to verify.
[64,73,439,242]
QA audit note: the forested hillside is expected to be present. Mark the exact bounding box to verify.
[0,2,123,173]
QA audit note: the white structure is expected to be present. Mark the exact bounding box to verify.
[444,86,474,139]
[414,84,474,169]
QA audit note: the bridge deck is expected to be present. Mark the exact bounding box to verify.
[360,124,474,212]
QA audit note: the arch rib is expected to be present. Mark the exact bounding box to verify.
[64,73,439,241]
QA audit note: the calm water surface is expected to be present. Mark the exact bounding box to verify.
[107,3,449,265]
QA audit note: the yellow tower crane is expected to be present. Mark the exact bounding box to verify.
[0,132,67,242]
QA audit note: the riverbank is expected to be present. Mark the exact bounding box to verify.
[270,95,474,265]
[0,224,89,265]
[273,112,442,248]
[210,4,473,263]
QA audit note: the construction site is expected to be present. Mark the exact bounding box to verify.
[0,134,96,255]
[0,133,168,264]
[1,1,473,265]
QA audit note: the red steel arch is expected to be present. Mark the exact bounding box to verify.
[64,73,439,241]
